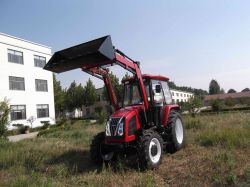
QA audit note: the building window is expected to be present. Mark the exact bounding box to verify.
[172,92,174,96]
[10,105,26,120]
[9,76,25,90]
[180,93,183,97]
[35,79,48,92]
[176,93,179,97]
[37,104,49,118]
[184,94,186,97]
[34,55,46,68]
[8,49,23,64]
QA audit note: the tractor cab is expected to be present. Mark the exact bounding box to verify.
[121,74,173,127]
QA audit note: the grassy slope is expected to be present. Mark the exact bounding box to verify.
[0,113,250,187]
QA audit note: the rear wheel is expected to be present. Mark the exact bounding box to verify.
[138,130,163,169]
[90,132,116,164]
[166,111,185,153]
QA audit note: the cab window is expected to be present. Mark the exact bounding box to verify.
[161,81,172,104]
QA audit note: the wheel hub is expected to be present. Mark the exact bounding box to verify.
[175,118,184,144]
[151,145,158,156]
[149,138,161,164]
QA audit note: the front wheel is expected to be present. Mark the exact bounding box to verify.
[90,132,116,164]
[138,130,163,169]
[166,111,185,153]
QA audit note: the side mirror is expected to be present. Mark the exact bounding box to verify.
[155,85,161,93]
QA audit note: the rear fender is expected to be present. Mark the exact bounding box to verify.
[162,105,180,127]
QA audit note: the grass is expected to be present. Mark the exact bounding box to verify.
[0,113,250,186]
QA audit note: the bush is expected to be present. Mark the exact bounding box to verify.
[239,97,250,106]
[96,111,106,124]
[41,122,50,130]
[224,97,237,107]
[0,99,10,138]
[210,99,224,112]
[19,126,30,134]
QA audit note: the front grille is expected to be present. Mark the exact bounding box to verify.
[110,117,121,136]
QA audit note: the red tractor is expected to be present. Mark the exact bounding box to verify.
[44,36,185,169]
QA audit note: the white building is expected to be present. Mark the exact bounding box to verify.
[170,89,193,104]
[0,33,55,129]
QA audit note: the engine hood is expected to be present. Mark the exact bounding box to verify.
[111,105,144,118]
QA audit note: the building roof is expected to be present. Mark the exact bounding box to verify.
[0,32,51,49]
[170,89,194,94]
[204,91,250,100]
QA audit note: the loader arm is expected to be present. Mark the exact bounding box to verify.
[44,35,149,111]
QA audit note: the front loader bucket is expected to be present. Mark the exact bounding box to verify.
[44,35,115,73]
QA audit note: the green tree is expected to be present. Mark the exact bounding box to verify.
[0,98,10,138]
[65,81,84,112]
[209,79,220,95]
[53,74,66,114]
[168,81,177,89]
[228,89,236,93]
[103,72,123,104]
[122,72,131,81]
[168,81,208,96]
[184,96,203,117]
[241,88,250,92]
[83,78,97,107]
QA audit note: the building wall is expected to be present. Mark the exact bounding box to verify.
[0,33,55,129]
[171,89,193,104]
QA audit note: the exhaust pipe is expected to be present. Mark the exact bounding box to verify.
[44,35,115,73]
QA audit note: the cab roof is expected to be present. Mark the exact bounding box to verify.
[122,74,169,83]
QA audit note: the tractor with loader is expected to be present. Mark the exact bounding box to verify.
[44,36,185,169]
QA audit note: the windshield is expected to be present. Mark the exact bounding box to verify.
[123,81,150,107]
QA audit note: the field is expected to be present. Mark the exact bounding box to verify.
[0,113,250,187]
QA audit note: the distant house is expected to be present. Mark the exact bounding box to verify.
[204,91,250,106]
[170,89,193,104]
[82,88,110,118]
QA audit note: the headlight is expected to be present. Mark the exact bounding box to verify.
[117,120,124,136]
[105,120,111,136]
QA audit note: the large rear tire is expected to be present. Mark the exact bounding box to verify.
[90,132,116,164]
[166,111,185,153]
[138,130,163,169]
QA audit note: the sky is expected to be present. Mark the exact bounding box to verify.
[1,0,250,92]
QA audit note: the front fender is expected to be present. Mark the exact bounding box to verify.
[162,105,180,127]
